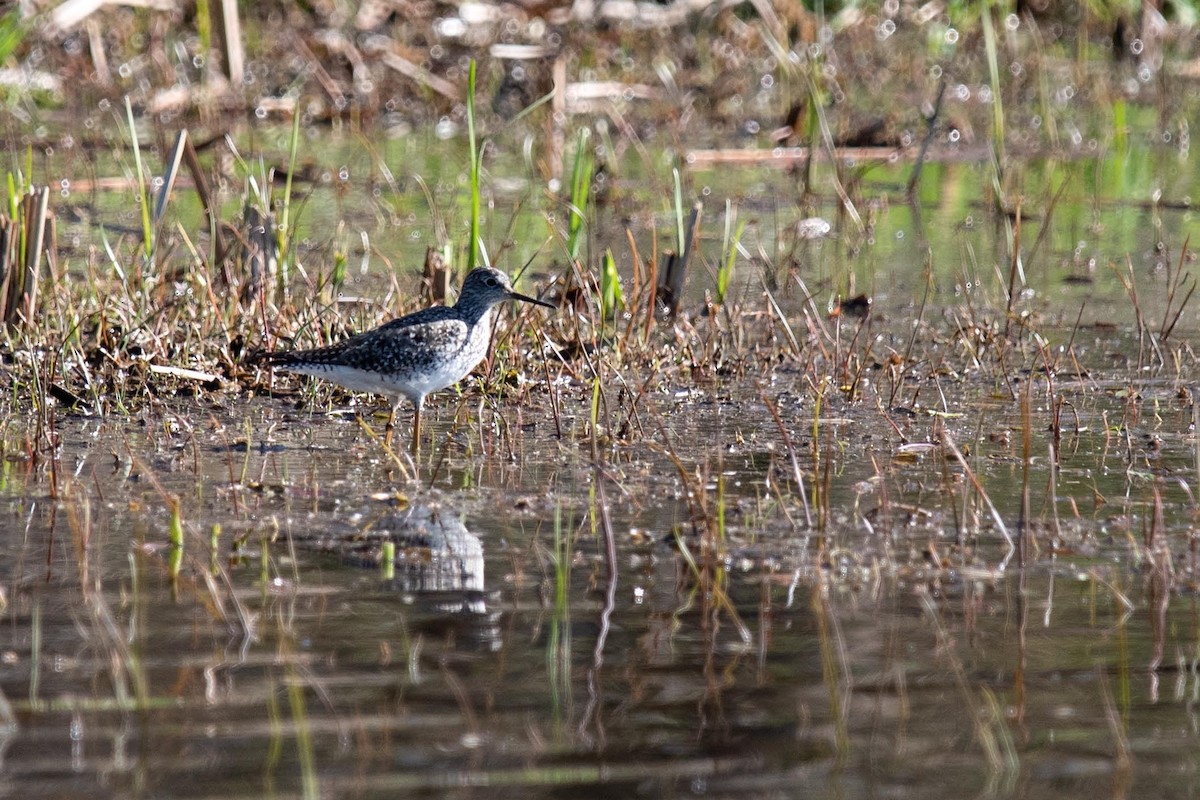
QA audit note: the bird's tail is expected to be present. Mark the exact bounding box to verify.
[244,348,290,366]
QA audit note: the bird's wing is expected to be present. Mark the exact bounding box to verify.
[375,305,457,333]
[335,312,471,372]
[266,307,472,369]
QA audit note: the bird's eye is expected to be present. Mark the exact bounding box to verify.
[486,277,498,286]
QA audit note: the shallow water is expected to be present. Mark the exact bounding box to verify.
[3,340,1199,798]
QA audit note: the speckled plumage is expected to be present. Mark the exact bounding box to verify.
[264,267,553,453]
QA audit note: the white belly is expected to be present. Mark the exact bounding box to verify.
[283,361,476,404]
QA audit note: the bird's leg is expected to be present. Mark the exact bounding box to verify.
[384,400,398,448]
[410,398,423,457]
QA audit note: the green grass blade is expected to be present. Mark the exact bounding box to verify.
[672,167,685,253]
[717,199,744,305]
[6,173,16,220]
[0,9,28,63]
[467,60,480,271]
[600,248,623,323]
[123,97,153,264]
[566,128,592,262]
[277,105,302,294]
[980,3,1005,152]
[195,0,211,53]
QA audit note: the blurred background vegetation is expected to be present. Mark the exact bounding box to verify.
[0,0,1194,149]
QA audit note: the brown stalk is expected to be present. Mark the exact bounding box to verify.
[943,432,1015,556]
[762,279,802,357]
[1052,300,1087,373]
[1114,255,1162,368]
[890,265,933,407]
[368,40,460,101]
[538,341,563,441]
[592,468,618,664]
[1018,374,1033,566]
[906,79,947,197]
[1042,441,1063,543]
[761,393,813,528]
[1096,665,1132,770]
[1002,201,1022,340]
[620,228,647,353]
[659,201,702,318]
[1025,177,1071,269]
[1,187,53,327]
[642,226,659,343]
[1159,235,1195,342]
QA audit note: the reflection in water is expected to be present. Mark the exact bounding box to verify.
[351,503,493,627]
[0,418,1197,798]
[374,504,486,597]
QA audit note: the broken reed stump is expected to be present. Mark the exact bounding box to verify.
[213,0,245,86]
[240,204,278,303]
[658,200,702,318]
[421,246,451,305]
[156,129,225,272]
[0,186,54,327]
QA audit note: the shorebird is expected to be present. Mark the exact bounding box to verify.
[261,267,553,455]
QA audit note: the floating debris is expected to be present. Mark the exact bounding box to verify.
[795,217,833,240]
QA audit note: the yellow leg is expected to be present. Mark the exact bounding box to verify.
[410,399,423,457]
[384,404,397,448]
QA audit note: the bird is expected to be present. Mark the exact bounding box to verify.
[259,266,554,455]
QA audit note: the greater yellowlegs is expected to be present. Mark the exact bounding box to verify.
[262,267,553,454]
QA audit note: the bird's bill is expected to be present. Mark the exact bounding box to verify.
[509,290,555,309]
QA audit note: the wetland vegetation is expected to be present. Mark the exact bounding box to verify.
[2,0,1200,797]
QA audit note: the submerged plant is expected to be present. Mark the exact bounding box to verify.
[547,503,572,722]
